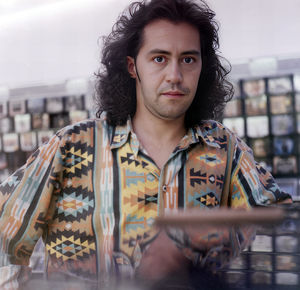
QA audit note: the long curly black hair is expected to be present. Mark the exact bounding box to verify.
[95,0,233,127]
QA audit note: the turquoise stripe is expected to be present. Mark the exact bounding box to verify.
[92,122,101,276]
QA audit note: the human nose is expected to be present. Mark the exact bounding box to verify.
[166,61,183,84]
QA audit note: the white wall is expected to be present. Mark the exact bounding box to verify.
[0,0,130,87]
[0,0,300,87]
[207,0,300,62]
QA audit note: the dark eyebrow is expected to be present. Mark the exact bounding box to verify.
[148,49,201,56]
[182,50,201,56]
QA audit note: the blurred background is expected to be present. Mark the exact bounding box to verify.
[0,0,300,85]
[0,1,300,288]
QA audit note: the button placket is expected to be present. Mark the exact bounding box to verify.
[162,184,167,192]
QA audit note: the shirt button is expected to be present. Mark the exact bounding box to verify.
[162,185,167,192]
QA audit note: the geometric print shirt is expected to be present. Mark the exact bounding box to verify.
[0,118,291,288]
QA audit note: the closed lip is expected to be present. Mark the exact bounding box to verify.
[162,91,185,96]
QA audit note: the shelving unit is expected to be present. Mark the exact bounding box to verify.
[0,82,95,183]
[223,74,300,201]
[221,204,300,289]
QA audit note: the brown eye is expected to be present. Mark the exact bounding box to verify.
[183,57,194,64]
[154,56,165,63]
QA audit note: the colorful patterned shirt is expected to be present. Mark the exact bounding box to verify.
[0,118,291,288]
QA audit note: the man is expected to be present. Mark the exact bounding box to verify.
[0,0,291,289]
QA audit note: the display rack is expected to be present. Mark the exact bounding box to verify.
[221,203,300,290]
[223,73,300,201]
[0,82,95,183]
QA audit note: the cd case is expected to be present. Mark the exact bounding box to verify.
[249,138,270,158]
[0,117,13,133]
[20,132,37,152]
[295,93,300,112]
[37,130,54,146]
[69,110,88,124]
[222,117,245,138]
[14,114,31,133]
[273,136,294,155]
[250,254,272,271]
[27,98,45,114]
[273,156,297,175]
[247,116,269,138]
[0,153,8,170]
[3,133,19,152]
[9,99,26,116]
[245,95,267,115]
[50,113,69,128]
[294,74,300,92]
[276,255,299,271]
[270,94,293,114]
[272,115,294,136]
[0,101,8,118]
[268,77,292,95]
[65,95,84,111]
[32,113,50,130]
[223,98,242,117]
[251,235,272,252]
[46,97,64,113]
[243,79,265,97]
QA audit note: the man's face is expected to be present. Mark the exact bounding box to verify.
[127,19,202,122]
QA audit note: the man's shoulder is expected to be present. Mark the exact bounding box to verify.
[195,119,243,150]
[56,118,109,140]
[198,119,233,138]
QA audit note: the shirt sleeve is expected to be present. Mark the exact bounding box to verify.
[0,132,63,289]
[197,135,292,270]
[167,133,292,271]
[230,136,292,207]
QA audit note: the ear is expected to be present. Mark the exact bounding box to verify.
[127,56,137,79]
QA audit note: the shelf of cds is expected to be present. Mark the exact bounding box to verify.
[0,94,95,183]
[221,203,300,289]
[223,73,300,201]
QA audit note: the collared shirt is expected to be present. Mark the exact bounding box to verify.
[0,118,291,288]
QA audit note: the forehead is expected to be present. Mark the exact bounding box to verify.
[140,19,201,53]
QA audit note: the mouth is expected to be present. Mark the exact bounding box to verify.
[162,91,185,98]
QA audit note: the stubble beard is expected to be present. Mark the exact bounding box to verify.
[145,96,193,121]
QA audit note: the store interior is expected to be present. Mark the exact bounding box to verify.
[0,0,300,288]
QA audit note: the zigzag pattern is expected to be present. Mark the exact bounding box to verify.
[188,190,219,208]
[46,229,96,262]
[120,152,148,168]
[0,168,24,196]
[53,186,94,222]
[64,120,94,136]
[61,141,93,178]
[123,190,158,213]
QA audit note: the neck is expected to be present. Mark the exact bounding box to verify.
[132,111,186,144]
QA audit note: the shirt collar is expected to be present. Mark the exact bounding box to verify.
[109,117,220,151]
[193,122,221,149]
[110,117,132,149]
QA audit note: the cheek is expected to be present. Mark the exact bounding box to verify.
[185,68,201,85]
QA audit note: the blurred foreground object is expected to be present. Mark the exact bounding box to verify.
[155,207,285,228]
